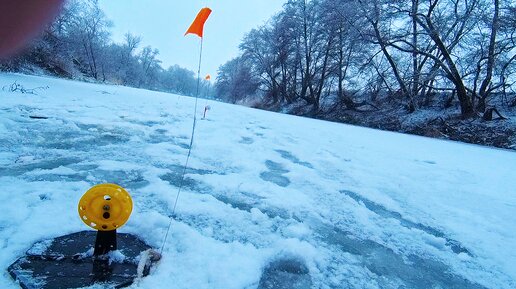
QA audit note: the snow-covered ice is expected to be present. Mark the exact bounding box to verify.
[1,73,515,289]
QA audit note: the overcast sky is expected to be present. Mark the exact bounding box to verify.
[99,0,285,79]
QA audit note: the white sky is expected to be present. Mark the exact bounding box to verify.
[100,0,286,78]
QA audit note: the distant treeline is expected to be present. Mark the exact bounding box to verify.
[215,0,516,118]
[0,0,210,97]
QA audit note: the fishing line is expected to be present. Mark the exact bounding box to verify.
[160,36,204,255]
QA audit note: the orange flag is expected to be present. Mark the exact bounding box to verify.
[185,7,212,38]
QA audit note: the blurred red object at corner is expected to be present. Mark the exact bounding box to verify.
[0,0,65,59]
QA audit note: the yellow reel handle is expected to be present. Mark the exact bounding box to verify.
[78,184,133,231]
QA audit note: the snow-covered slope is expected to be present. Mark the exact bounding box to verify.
[1,73,515,289]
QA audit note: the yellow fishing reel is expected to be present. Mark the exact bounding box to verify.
[78,184,133,231]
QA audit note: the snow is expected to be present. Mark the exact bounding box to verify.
[107,250,126,264]
[1,72,516,289]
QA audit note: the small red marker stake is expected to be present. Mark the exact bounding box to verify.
[202,105,211,119]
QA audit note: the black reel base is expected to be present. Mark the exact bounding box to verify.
[8,231,156,289]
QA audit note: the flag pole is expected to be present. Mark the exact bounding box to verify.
[170,36,203,215]
[194,37,203,116]
[161,7,211,255]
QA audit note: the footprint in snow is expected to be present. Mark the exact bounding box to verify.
[258,258,312,289]
[239,137,254,145]
[260,160,291,187]
[275,150,313,169]
[415,159,437,165]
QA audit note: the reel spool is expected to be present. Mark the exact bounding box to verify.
[78,184,133,231]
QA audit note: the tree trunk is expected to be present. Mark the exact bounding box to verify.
[411,0,419,108]
[372,21,411,107]
[417,16,474,117]
[478,0,499,102]
[314,35,333,111]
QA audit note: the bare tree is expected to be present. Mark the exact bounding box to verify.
[215,57,259,103]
